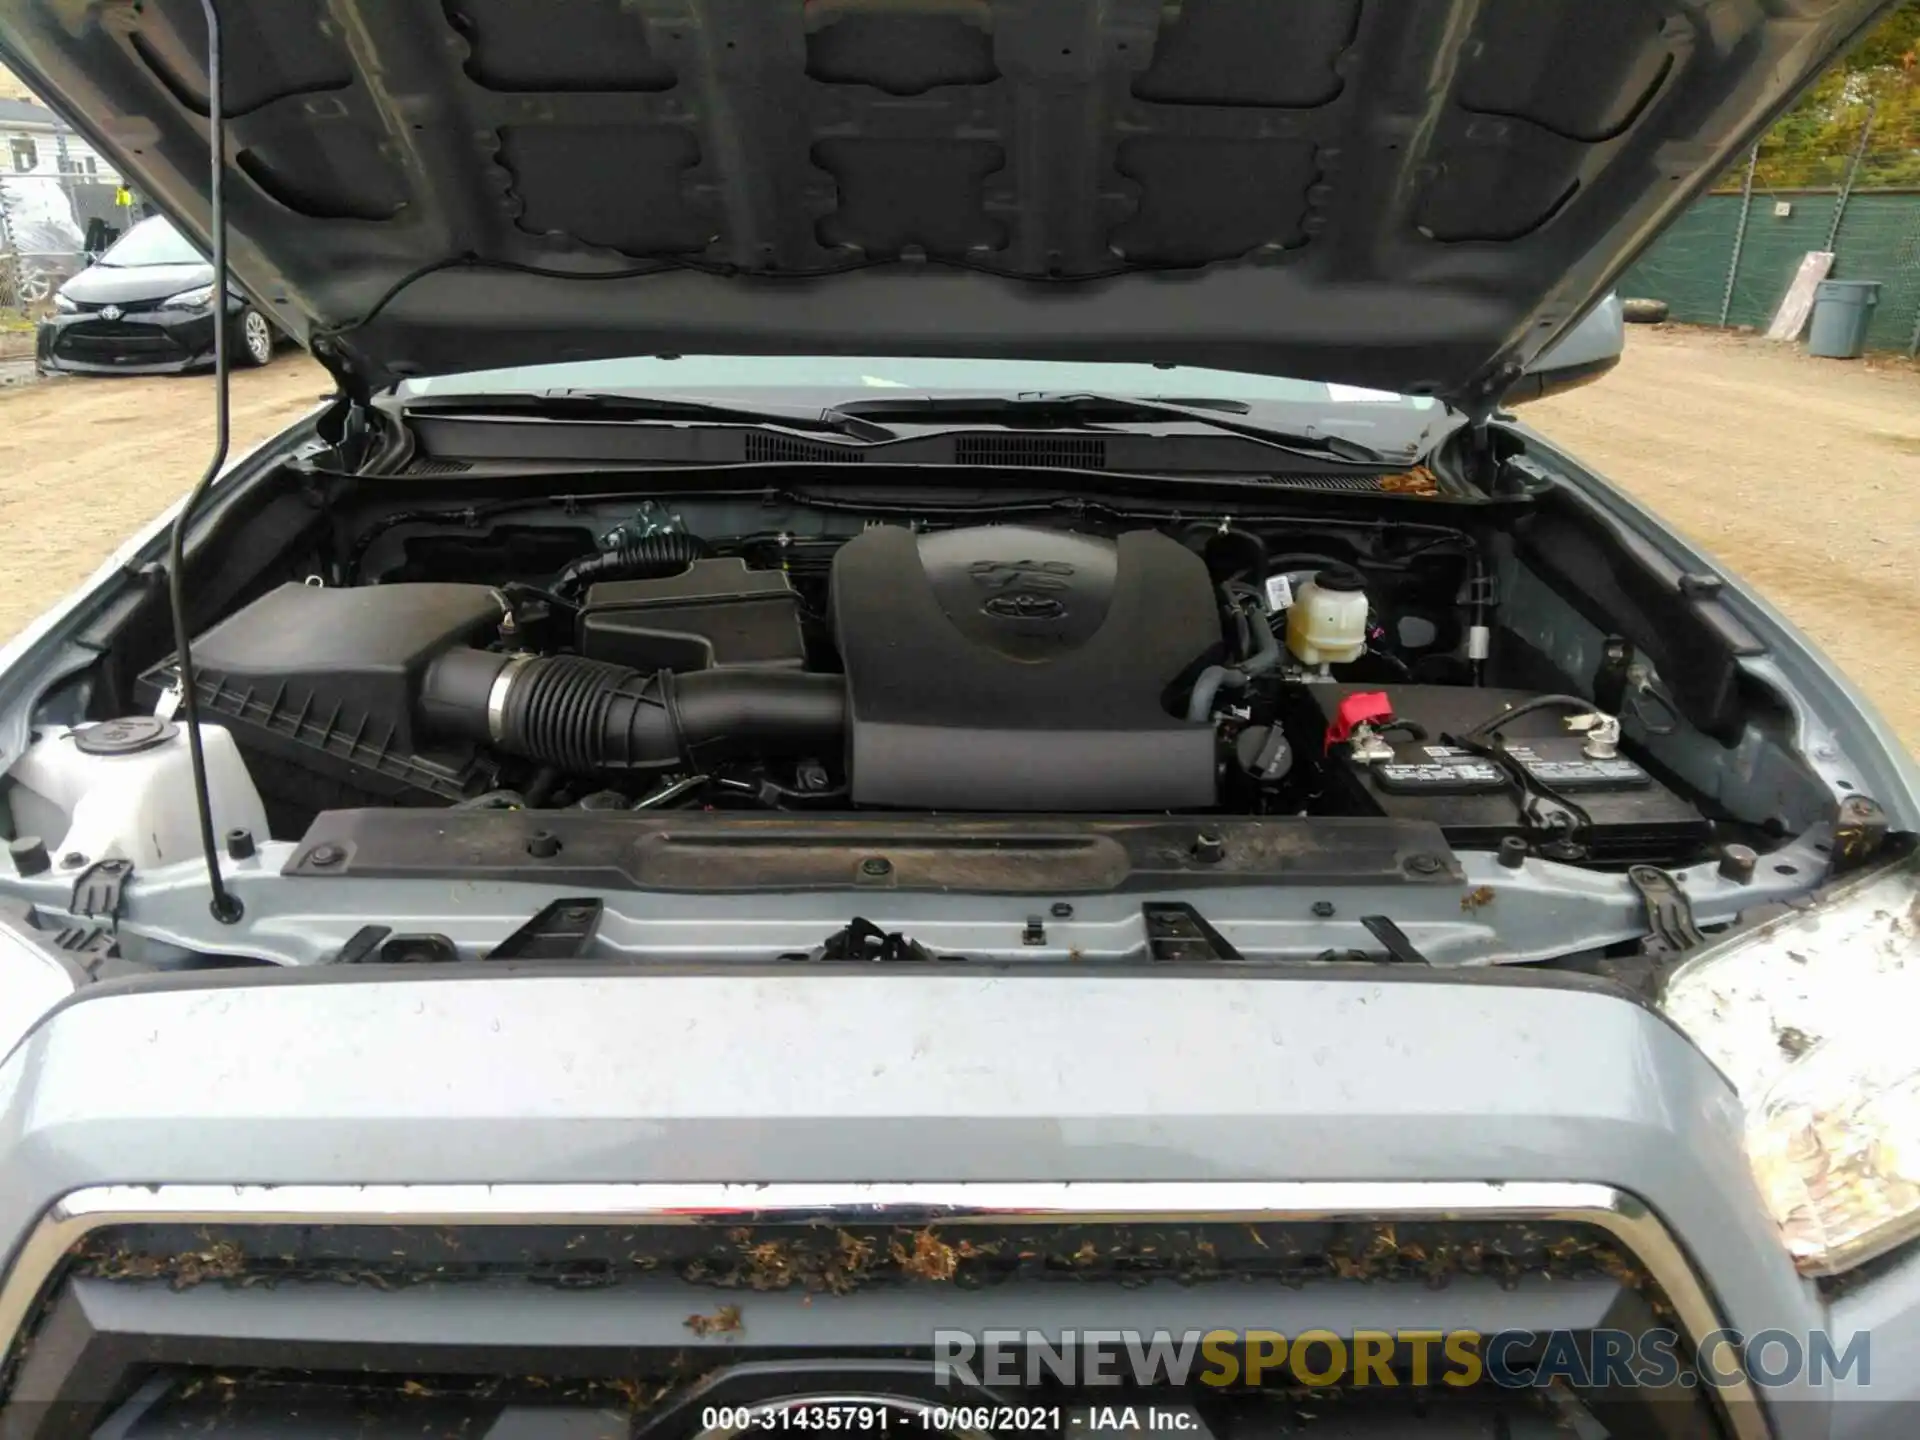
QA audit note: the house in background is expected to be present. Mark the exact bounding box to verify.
[0,96,114,181]
[0,79,130,299]
[0,92,125,225]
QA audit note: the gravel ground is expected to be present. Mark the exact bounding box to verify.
[0,330,1914,751]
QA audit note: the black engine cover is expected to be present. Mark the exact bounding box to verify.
[830,525,1219,810]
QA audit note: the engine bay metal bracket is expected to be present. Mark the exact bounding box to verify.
[11,830,1835,971]
[1832,794,1889,874]
[485,898,604,961]
[68,859,134,929]
[1627,865,1705,956]
[278,812,1465,894]
[1144,903,1244,962]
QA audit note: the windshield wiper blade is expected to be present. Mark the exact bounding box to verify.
[835,392,1402,465]
[405,390,896,441]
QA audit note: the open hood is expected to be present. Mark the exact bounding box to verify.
[0,0,1893,405]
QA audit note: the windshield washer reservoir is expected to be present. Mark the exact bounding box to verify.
[6,721,269,872]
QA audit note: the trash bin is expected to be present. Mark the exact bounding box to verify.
[1806,279,1881,358]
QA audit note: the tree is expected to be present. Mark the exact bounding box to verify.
[1738,2,1920,191]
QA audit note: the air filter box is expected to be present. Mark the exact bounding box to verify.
[136,582,508,825]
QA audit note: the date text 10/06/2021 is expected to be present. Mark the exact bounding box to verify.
[699,1406,1072,1434]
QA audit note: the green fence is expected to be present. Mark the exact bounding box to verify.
[1617,81,1920,360]
[1619,188,1920,353]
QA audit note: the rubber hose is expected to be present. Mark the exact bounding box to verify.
[1185,664,1247,723]
[552,531,713,598]
[420,649,845,775]
[1243,600,1283,676]
[1186,597,1283,722]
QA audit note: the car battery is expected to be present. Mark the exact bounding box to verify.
[1296,684,1711,865]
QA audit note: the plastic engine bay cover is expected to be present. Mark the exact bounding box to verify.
[830,525,1219,810]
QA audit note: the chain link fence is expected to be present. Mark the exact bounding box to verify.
[0,166,126,312]
[1620,100,1920,354]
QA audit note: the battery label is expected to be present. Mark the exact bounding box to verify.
[1504,745,1651,791]
[1374,754,1507,793]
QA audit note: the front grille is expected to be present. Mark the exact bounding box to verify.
[65,1213,1655,1291]
[954,434,1107,468]
[72,296,166,315]
[2,1192,1732,1439]
[54,323,188,361]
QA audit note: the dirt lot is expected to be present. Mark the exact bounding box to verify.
[0,361,332,639]
[0,329,1915,751]
[1530,326,1920,753]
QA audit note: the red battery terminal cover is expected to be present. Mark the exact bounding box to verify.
[1324,690,1394,753]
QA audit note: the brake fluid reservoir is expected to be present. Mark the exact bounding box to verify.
[1286,566,1369,666]
[6,718,268,872]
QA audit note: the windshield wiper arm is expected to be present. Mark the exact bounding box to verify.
[834,392,1402,465]
[405,390,897,441]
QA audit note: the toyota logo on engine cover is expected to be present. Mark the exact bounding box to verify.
[971,557,1072,621]
[982,593,1066,620]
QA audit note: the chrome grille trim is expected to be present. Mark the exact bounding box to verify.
[0,1181,1765,1439]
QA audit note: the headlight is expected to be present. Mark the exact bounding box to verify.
[162,283,216,310]
[1662,855,1920,1276]
[52,291,77,313]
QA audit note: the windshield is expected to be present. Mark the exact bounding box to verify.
[400,355,1444,449]
[402,355,1438,407]
[97,216,205,269]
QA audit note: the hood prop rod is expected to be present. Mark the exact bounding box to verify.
[165,0,242,924]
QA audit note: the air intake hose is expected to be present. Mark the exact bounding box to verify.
[552,531,713,599]
[421,649,845,774]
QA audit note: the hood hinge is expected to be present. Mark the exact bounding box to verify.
[313,390,388,474]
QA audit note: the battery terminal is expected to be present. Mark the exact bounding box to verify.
[1564,712,1622,760]
[1348,722,1396,765]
